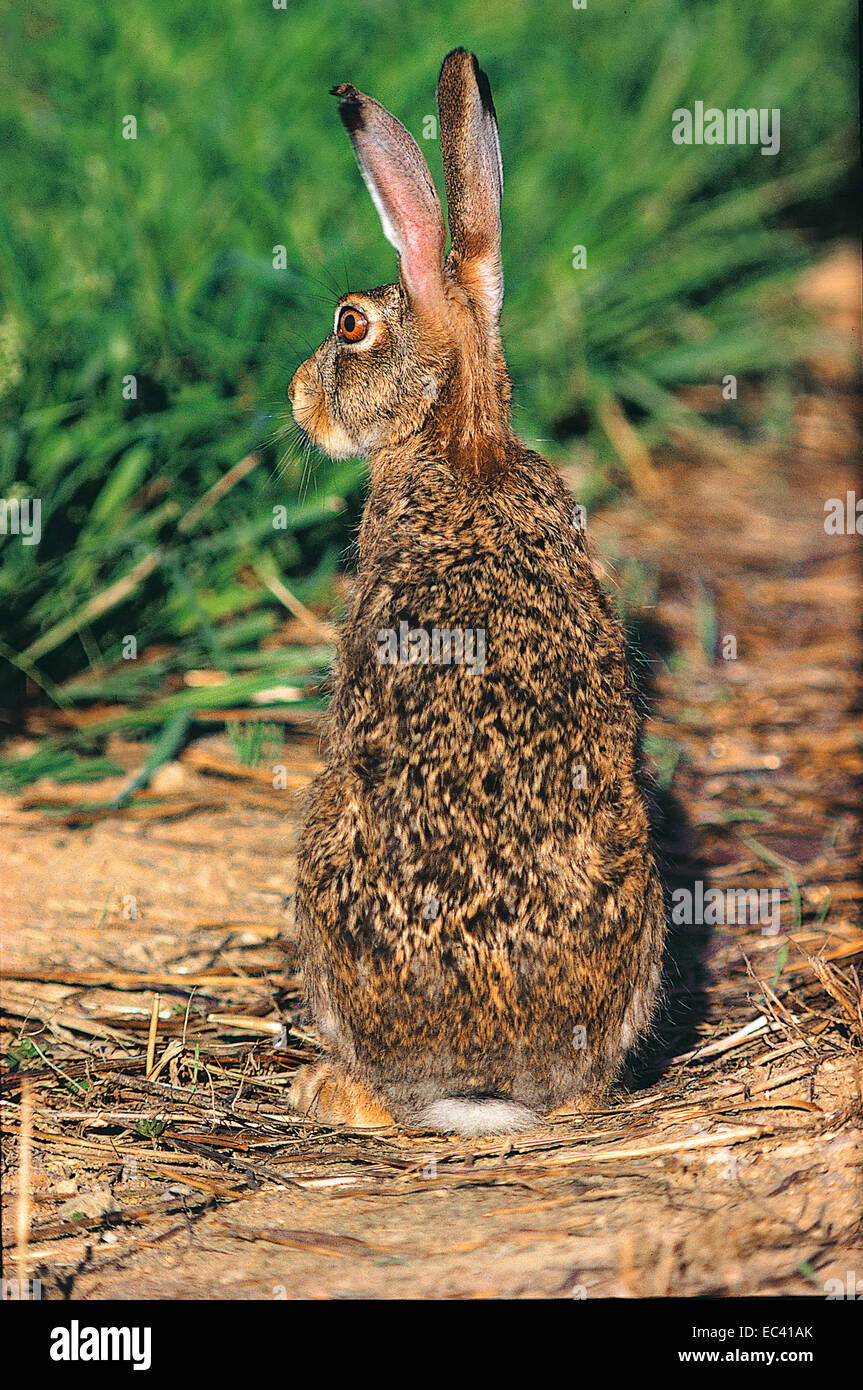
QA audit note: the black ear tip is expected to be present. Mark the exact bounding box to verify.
[330,83,365,133]
[438,48,497,118]
[470,56,497,119]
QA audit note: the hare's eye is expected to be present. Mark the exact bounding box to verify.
[337,306,369,343]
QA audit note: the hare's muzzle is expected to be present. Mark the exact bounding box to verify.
[287,359,316,417]
[288,356,358,460]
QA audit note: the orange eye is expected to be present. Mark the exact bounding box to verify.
[337,306,369,343]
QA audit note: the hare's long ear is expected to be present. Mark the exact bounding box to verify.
[331,83,447,317]
[437,49,503,324]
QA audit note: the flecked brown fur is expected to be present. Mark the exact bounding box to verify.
[287,49,666,1133]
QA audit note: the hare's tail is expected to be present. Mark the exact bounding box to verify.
[415,1097,538,1136]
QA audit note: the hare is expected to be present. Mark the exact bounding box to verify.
[286,49,666,1135]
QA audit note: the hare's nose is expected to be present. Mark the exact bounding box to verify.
[287,372,297,404]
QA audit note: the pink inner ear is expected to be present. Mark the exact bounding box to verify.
[337,85,447,316]
[356,150,446,311]
[398,211,447,307]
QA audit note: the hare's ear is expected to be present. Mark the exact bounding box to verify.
[331,83,447,317]
[437,49,503,324]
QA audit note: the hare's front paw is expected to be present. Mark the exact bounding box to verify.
[288,1061,394,1129]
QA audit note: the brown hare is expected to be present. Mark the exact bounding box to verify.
[286,48,666,1135]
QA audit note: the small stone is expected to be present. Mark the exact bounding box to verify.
[57,1189,118,1222]
[150,761,186,794]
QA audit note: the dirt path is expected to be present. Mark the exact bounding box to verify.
[2,255,861,1299]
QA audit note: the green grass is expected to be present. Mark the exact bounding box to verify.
[0,0,857,753]
[227,720,285,768]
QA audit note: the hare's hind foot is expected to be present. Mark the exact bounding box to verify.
[288,1061,394,1129]
[549,1091,606,1122]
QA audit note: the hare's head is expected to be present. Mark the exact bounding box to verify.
[288,49,512,474]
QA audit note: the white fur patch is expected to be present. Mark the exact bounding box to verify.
[417,1098,537,1136]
